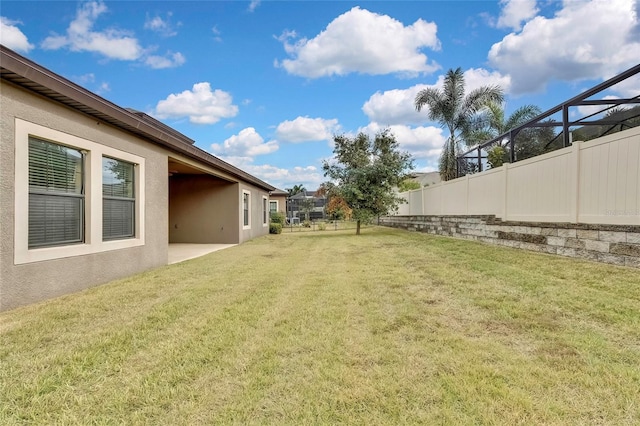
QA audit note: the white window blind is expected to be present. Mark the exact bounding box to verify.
[263,198,267,224]
[243,192,249,227]
[28,138,84,248]
[103,157,135,240]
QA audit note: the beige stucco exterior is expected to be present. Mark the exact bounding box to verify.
[170,176,240,244]
[269,191,288,215]
[1,82,169,311]
[169,175,270,244]
[0,52,273,311]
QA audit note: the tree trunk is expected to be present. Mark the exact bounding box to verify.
[356,220,361,235]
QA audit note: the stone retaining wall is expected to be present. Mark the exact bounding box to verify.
[379,215,640,268]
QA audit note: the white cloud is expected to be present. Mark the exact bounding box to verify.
[144,13,180,37]
[211,127,279,157]
[363,85,433,126]
[496,0,539,31]
[73,73,109,95]
[463,68,512,94]
[96,82,110,95]
[276,117,340,143]
[576,95,624,118]
[248,1,261,12]
[145,52,186,69]
[211,26,222,43]
[358,123,445,167]
[0,17,34,52]
[40,2,185,69]
[41,1,143,60]
[155,82,238,124]
[270,166,325,190]
[362,68,511,126]
[75,73,96,84]
[610,74,640,98]
[250,164,322,188]
[276,6,440,78]
[489,0,640,94]
[214,156,324,190]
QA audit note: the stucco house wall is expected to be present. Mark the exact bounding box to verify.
[169,176,240,244]
[1,82,169,311]
[240,184,271,243]
[0,45,275,311]
[268,189,288,216]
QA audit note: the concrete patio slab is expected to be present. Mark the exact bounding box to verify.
[168,243,236,264]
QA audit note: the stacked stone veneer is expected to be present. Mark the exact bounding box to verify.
[379,215,640,268]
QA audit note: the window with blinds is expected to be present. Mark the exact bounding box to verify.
[28,138,84,248]
[263,197,267,224]
[243,192,250,227]
[103,157,135,240]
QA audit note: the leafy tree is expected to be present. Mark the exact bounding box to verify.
[326,196,352,220]
[512,123,558,161]
[318,182,352,220]
[398,179,421,192]
[322,130,413,235]
[414,67,503,181]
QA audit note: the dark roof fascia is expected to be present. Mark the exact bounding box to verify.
[270,188,289,196]
[125,108,195,145]
[0,45,275,191]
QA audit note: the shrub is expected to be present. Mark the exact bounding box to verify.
[302,220,311,228]
[398,179,421,192]
[318,222,327,231]
[269,223,282,234]
[270,212,285,225]
[487,146,507,169]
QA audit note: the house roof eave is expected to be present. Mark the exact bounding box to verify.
[0,45,275,192]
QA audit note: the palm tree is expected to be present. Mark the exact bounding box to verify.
[465,101,541,168]
[414,67,503,181]
[465,101,541,148]
[286,184,306,197]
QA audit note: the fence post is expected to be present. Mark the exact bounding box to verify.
[569,141,582,223]
[465,174,470,215]
[502,162,509,221]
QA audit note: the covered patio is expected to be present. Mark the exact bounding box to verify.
[168,243,236,264]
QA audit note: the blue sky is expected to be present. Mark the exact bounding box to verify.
[2,0,639,190]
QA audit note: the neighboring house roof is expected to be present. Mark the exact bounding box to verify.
[289,190,324,199]
[0,45,274,192]
[270,188,288,196]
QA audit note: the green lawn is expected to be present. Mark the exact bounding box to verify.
[2,227,639,425]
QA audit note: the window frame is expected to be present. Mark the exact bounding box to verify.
[27,138,86,248]
[102,156,136,241]
[14,119,145,265]
[242,190,251,229]
[262,195,269,227]
[269,200,278,214]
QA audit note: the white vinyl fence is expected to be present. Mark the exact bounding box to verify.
[396,127,640,225]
